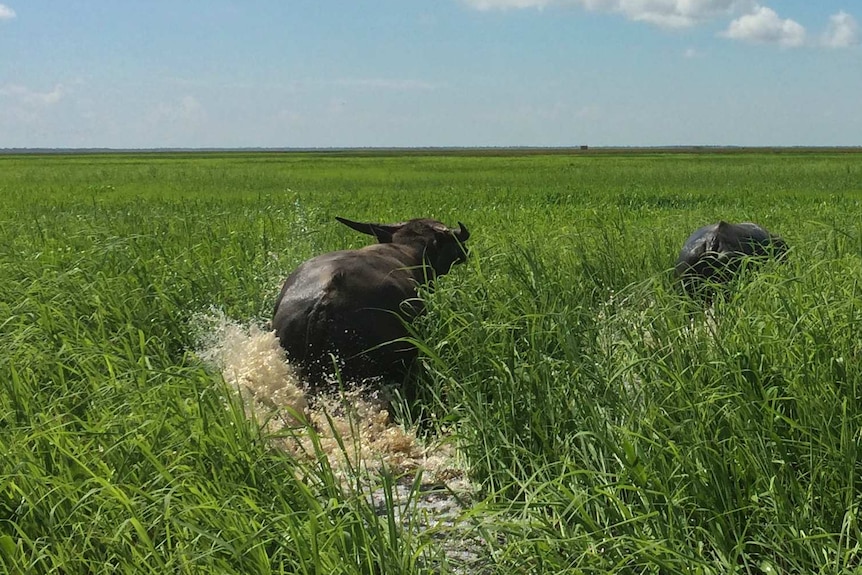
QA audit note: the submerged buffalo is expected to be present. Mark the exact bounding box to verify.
[675,221,787,296]
[272,216,470,388]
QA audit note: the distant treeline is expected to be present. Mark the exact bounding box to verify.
[2,146,861,158]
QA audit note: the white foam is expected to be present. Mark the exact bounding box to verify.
[191,309,465,484]
[193,308,308,429]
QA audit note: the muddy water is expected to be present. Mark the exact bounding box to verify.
[192,309,466,482]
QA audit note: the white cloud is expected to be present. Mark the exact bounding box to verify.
[465,0,858,50]
[331,78,438,91]
[463,0,755,28]
[0,84,66,138]
[466,0,552,9]
[822,11,860,48]
[0,4,16,20]
[152,95,205,124]
[0,84,64,105]
[722,6,806,47]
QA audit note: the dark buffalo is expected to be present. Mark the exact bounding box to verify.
[272,216,470,388]
[675,221,787,296]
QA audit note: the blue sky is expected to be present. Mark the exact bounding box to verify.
[1,1,859,148]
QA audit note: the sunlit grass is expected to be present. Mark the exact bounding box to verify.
[2,150,861,573]
[419,214,862,573]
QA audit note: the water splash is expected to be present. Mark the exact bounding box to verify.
[191,308,464,483]
[193,308,308,429]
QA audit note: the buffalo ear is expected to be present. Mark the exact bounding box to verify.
[335,217,403,243]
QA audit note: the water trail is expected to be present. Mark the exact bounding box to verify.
[191,309,464,483]
[192,309,485,571]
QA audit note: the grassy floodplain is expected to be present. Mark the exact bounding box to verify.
[1,148,861,574]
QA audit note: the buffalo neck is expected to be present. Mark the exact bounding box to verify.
[390,241,440,283]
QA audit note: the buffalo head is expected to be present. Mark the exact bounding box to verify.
[335,216,470,277]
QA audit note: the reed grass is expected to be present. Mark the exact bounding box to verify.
[2,149,861,573]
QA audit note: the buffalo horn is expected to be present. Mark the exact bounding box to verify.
[335,217,404,242]
[455,222,470,242]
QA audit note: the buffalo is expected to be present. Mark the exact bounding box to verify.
[272,216,470,389]
[675,221,787,297]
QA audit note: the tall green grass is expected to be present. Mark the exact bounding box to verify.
[2,150,861,573]
[419,212,862,573]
